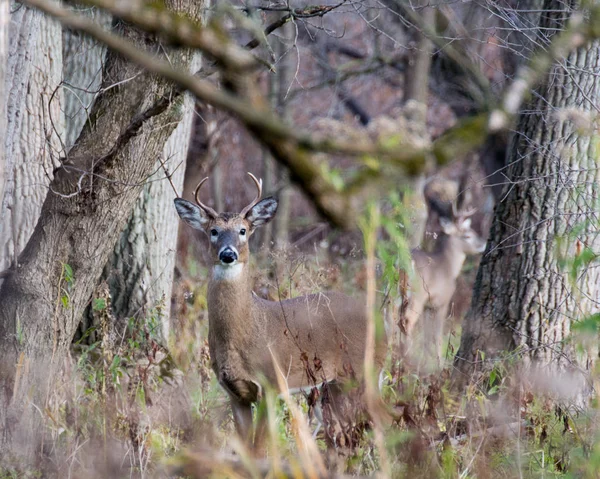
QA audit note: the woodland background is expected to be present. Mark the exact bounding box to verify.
[1,0,600,477]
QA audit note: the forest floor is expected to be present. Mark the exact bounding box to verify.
[2,245,599,479]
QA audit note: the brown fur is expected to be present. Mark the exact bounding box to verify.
[400,216,485,361]
[175,191,387,449]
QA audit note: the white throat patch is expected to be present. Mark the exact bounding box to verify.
[213,263,244,281]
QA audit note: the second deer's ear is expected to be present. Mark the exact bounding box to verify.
[245,197,278,228]
[174,198,211,231]
[439,217,456,235]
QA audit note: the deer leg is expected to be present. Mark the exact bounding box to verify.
[422,307,445,366]
[253,398,268,456]
[400,294,426,357]
[320,381,347,449]
[432,306,447,364]
[230,396,253,446]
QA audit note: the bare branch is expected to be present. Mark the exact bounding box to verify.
[28,0,579,228]
[391,0,492,108]
[68,0,257,71]
[489,10,589,131]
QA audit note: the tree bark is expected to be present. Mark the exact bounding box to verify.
[0,0,8,209]
[62,6,110,149]
[0,0,203,460]
[273,22,292,249]
[103,72,199,337]
[455,0,598,387]
[0,5,64,275]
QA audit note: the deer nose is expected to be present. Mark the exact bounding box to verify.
[219,247,238,264]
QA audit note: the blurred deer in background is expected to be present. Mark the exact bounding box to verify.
[174,173,387,451]
[398,178,487,363]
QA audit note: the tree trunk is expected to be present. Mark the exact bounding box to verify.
[62,7,110,149]
[103,74,199,337]
[273,22,292,249]
[0,1,203,461]
[0,0,8,208]
[0,5,64,275]
[404,6,434,114]
[403,5,434,248]
[455,0,598,388]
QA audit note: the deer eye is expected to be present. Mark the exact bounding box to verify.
[239,228,246,236]
[210,229,218,237]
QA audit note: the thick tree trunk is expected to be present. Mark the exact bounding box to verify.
[62,7,110,149]
[103,77,198,337]
[0,0,8,207]
[0,5,64,275]
[62,8,197,338]
[0,1,203,460]
[455,0,598,388]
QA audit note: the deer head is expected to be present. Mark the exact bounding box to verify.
[174,173,278,278]
[439,203,486,255]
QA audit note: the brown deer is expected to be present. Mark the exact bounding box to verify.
[174,173,387,449]
[399,195,487,363]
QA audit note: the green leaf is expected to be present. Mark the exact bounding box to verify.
[63,263,74,284]
[487,385,499,396]
[110,355,121,368]
[572,313,600,334]
[61,295,69,309]
[489,369,497,386]
[570,247,598,282]
[92,298,107,311]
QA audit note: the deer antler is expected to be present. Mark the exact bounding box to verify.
[240,172,263,217]
[452,200,477,219]
[194,177,219,218]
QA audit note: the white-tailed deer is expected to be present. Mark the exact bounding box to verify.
[174,173,386,449]
[399,198,486,362]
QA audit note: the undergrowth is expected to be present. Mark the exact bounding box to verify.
[2,239,600,478]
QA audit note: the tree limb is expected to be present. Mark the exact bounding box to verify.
[489,10,589,131]
[67,0,257,71]
[21,0,453,227]
[26,0,570,228]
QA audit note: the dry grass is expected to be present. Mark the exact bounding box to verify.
[2,244,599,479]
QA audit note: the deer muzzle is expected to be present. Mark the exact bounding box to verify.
[219,246,238,264]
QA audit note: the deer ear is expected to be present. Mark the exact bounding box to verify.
[461,218,472,229]
[246,197,278,228]
[439,217,456,235]
[174,198,210,230]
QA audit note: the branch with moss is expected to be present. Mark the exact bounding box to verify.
[20,0,495,228]
[25,0,598,228]
[66,0,257,71]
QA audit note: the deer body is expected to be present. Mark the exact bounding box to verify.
[411,235,470,311]
[175,174,385,448]
[401,213,486,360]
[207,269,375,402]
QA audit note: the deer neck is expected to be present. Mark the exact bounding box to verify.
[207,262,256,343]
[435,235,467,279]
